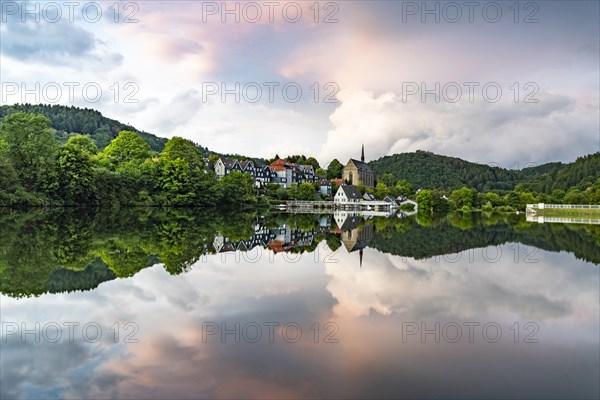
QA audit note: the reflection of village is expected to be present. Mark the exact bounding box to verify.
[213,212,375,264]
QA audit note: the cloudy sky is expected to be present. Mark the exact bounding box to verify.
[1,0,598,166]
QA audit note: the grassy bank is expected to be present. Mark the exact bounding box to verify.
[534,208,600,217]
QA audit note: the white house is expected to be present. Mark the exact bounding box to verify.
[334,185,362,204]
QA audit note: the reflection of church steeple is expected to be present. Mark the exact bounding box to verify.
[359,249,363,268]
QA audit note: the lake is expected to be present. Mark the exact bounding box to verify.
[1,209,598,399]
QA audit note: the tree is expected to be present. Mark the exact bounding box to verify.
[374,182,391,199]
[216,171,256,209]
[563,189,587,205]
[550,189,566,203]
[305,156,320,170]
[326,159,344,179]
[208,153,220,164]
[504,191,522,210]
[99,130,151,169]
[381,172,396,187]
[485,192,503,207]
[0,138,21,205]
[157,158,196,206]
[161,137,205,170]
[56,144,97,205]
[395,180,413,197]
[315,167,326,177]
[0,112,58,194]
[298,182,317,200]
[449,187,475,209]
[66,134,99,155]
[416,190,434,212]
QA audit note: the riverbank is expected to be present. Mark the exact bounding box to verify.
[533,208,600,217]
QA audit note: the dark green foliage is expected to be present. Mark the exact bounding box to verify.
[56,144,97,205]
[0,104,169,151]
[369,150,600,194]
[0,112,58,196]
[326,158,344,179]
[215,171,256,209]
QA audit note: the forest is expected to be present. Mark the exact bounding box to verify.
[368,150,600,193]
[0,112,259,208]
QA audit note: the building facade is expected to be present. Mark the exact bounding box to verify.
[342,145,375,188]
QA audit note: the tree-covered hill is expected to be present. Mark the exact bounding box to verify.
[0,104,171,152]
[369,150,600,193]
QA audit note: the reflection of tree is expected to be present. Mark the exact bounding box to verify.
[0,211,61,297]
[447,212,475,230]
[47,259,116,293]
[371,213,600,263]
[99,236,154,278]
[326,234,342,252]
[1,210,598,298]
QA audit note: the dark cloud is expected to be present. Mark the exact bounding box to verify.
[0,12,123,67]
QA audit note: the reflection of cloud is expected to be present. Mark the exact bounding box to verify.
[324,245,594,320]
[1,244,598,398]
[0,339,92,399]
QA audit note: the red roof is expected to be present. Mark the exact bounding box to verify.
[269,159,296,172]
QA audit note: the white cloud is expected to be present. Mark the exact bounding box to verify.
[320,89,599,166]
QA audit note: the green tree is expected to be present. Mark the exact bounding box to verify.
[0,112,58,194]
[326,159,344,179]
[374,182,391,199]
[161,137,205,170]
[157,158,196,206]
[297,182,317,200]
[395,180,414,197]
[56,144,97,205]
[504,191,522,210]
[66,134,99,155]
[315,167,326,177]
[416,190,434,212]
[216,171,256,209]
[305,156,320,170]
[381,172,396,187]
[0,138,22,205]
[449,186,475,209]
[156,137,215,206]
[563,189,587,205]
[99,130,151,169]
[485,192,503,207]
[550,189,566,203]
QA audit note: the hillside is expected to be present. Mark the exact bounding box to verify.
[369,150,600,193]
[0,104,172,152]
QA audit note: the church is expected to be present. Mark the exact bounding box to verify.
[342,145,375,188]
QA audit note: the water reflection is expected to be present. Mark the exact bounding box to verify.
[0,209,599,298]
[0,209,598,399]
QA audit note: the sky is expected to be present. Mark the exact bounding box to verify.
[1,0,599,167]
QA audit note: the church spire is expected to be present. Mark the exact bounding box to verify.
[361,144,365,162]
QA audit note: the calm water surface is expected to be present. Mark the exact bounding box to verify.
[1,209,598,399]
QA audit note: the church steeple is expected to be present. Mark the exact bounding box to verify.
[361,144,365,162]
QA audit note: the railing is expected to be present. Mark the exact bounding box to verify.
[526,215,600,225]
[527,204,600,210]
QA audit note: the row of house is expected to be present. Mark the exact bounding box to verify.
[211,145,379,198]
[212,157,332,194]
[334,186,417,208]
[213,223,325,254]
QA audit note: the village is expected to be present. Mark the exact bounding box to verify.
[209,145,418,211]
